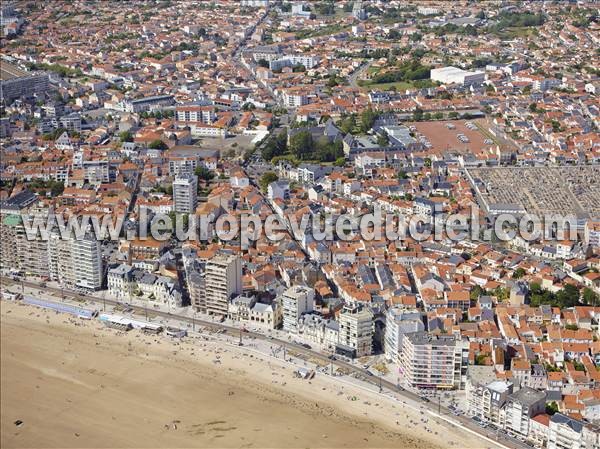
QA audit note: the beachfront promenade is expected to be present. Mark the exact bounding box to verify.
[1,275,529,449]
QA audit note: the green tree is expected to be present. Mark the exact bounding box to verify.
[338,114,357,134]
[360,108,379,133]
[377,131,389,147]
[259,171,279,193]
[289,130,313,159]
[512,268,526,279]
[582,287,599,306]
[194,166,215,182]
[546,402,559,416]
[149,139,167,150]
[119,130,134,142]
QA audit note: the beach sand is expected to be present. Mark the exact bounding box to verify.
[1,301,496,448]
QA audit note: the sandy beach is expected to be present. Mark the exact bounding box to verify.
[1,301,496,448]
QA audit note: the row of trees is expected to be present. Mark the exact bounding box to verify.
[528,283,594,308]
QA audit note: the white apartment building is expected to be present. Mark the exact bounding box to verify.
[548,413,588,449]
[49,234,103,290]
[466,380,514,427]
[399,332,469,390]
[384,308,424,363]
[82,160,111,185]
[337,303,374,358]
[176,105,217,125]
[504,387,547,437]
[108,264,135,299]
[282,90,309,108]
[584,220,600,248]
[168,156,200,176]
[281,285,314,334]
[173,174,198,214]
[205,254,242,316]
[269,54,320,71]
[298,313,339,349]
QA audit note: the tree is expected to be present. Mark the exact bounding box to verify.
[195,166,215,182]
[289,130,313,159]
[259,172,278,193]
[546,402,559,416]
[334,156,346,167]
[582,287,599,306]
[529,103,538,113]
[257,58,269,68]
[555,284,580,308]
[316,1,335,15]
[413,107,424,121]
[360,108,379,133]
[149,139,167,150]
[338,114,357,134]
[50,181,64,197]
[470,285,487,301]
[377,131,389,147]
[512,268,526,279]
[262,130,287,161]
[119,130,133,142]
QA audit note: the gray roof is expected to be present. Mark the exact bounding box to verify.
[508,386,546,407]
[550,413,584,433]
[0,189,36,211]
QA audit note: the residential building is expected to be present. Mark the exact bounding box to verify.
[383,308,424,363]
[336,303,374,358]
[0,61,49,104]
[173,174,198,214]
[281,285,314,334]
[504,387,546,437]
[399,332,469,390]
[49,233,103,290]
[548,413,587,449]
[205,254,242,316]
[467,380,514,426]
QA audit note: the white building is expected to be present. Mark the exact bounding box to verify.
[281,285,314,334]
[176,105,216,125]
[205,254,242,316]
[49,234,103,290]
[548,413,588,449]
[298,313,339,349]
[384,308,424,363]
[430,66,485,86]
[173,174,198,214]
[466,380,513,426]
[337,303,374,358]
[267,180,290,200]
[504,387,546,437]
[399,332,469,390]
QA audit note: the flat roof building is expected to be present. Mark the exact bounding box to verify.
[430,66,485,86]
[0,61,49,104]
